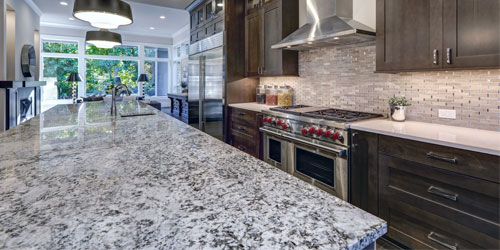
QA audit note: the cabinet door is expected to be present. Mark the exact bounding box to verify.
[350,131,379,216]
[245,9,263,77]
[262,0,283,76]
[443,0,500,69]
[376,0,443,72]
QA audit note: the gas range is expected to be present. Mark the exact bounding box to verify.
[263,106,383,147]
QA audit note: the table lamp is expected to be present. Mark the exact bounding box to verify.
[138,74,150,98]
[66,72,82,104]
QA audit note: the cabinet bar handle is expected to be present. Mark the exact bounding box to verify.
[446,48,452,64]
[427,232,458,250]
[237,145,246,151]
[427,152,457,164]
[237,112,246,116]
[238,126,246,131]
[427,186,458,201]
[433,49,439,65]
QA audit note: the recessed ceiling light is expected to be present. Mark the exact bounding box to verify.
[160,16,166,19]
[333,37,340,40]
[60,1,68,6]
[150,27,155,30]
[217,3,224,7]
[69,17,75,20]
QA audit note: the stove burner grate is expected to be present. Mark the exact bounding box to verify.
[304,109,383,122]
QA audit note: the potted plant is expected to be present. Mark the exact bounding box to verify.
[388,96,410,122]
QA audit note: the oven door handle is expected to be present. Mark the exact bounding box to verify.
[260,127,345,155]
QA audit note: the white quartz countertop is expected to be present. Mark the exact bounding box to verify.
[229,102,277,113]
[350,119,500,156]
[0,101,386,249]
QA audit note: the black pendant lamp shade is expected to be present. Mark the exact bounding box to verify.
[66,72,82,82]
[138,74,150,82]
[73,0,133,29]
[86,29,122,49]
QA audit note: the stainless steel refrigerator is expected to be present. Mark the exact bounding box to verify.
[188,32,224,141]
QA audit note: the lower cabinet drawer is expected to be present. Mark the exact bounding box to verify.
[379,154,500,249]
[232,133,258,158]
[231,121,257,137]
[383,201,497,250]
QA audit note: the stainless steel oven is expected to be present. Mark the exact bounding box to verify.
[263,132,288,173]
[261,127,348,200]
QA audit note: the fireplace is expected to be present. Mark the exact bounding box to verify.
[0,81,45,131]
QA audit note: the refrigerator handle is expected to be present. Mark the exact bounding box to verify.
[199,56,206,131]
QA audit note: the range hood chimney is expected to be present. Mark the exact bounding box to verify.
[272,0,376,51]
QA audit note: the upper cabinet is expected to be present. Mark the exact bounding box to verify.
[376,0,500,73]
[190,0,225,44]
[245,0,299,77]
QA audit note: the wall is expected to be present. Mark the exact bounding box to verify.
[1,0,40,80]
[260,42,500,131]
[40,26,174,45]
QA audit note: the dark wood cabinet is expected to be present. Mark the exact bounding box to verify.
[376,0,500,72]
[228,107,263,159]
[442,0,500,69]
[351,130,500,249]
[189,0,225,43]
[245,0,298,77]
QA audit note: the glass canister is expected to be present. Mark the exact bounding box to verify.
[265,85,278,106]
[278,85,293,106]
[256,85,266,104]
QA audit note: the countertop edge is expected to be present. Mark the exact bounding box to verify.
[350,123,500,157]
[228,103,276,113]
[348,223,388,250]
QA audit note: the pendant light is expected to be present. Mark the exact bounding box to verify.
[73,0,133,29]
[86,29,122,49]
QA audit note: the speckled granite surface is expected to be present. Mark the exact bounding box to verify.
[0,101,386,250]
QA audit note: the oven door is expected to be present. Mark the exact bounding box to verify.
[262,131,288,173]
[285,135,348,200]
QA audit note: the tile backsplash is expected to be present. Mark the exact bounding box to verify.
[260,42,500,131]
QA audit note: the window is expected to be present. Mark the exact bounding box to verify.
[85,59,138,96]
[42,57,78,100]
[158,48,169,59]
[144,61,156,96]
[86,45,138,57]
[145,47,156,58]
[197,8,204,24]
[206,2,213,19]
[40,35,173,100]
[43,40,78,54]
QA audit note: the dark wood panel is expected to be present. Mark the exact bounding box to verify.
[231,120,257,137]
[376,0,443,72]
[350,130,379,216]
[381,201,496,249]
[263,1,282,76]
[230,107,258,124]
[232,132,259,158]
[378,135,500,183]
[245,9,263,77]
[443,0,500,69]
[379,155,499,238]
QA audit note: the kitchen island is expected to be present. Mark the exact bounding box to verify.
[0,101,386,249]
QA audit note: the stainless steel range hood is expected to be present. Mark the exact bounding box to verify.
[272,0,376,51]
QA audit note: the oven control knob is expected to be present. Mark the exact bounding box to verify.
[308,127,316,134]
[268,118,274,124]
[276,120,282,126]
[282,124,288,130]
[324,130,332,138]
[316,128,324,136]
[332,132,340,140]
[263,117,268,123]
[301,128,308,135]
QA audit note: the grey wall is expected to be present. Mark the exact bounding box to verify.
[1,0,40,80]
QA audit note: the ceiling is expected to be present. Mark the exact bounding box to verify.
[32,0,190,38]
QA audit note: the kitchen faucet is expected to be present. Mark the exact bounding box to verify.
[111,83,131,115]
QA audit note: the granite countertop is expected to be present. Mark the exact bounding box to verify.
[0,101,386,249]
[351,119,500,156]
[229,102,277,113]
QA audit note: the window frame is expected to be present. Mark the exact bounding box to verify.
[40,34,173,99]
